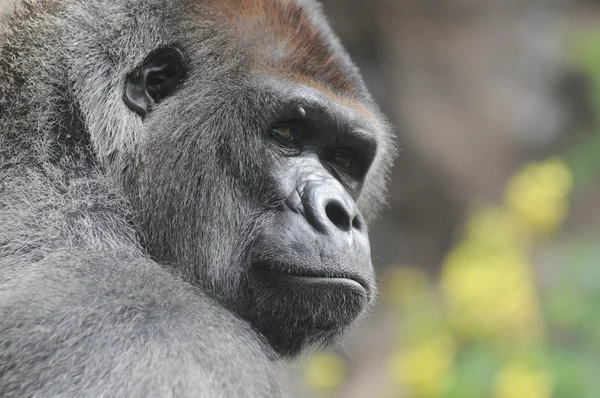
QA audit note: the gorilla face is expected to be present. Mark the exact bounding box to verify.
[240,78,379,354]
[120,2,392,357]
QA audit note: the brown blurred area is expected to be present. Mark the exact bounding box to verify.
[322,0,593,275]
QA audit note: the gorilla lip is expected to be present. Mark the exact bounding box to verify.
[253,262,370,298]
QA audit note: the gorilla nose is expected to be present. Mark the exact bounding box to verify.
[324,200,362,232]
[302,181,365,236]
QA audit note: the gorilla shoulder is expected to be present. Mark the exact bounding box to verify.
[0,0,394,396]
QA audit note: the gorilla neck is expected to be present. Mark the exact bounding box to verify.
[0,159,144,263]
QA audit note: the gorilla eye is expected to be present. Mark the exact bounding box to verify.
[329,149,355,170]
[271,125,300,146]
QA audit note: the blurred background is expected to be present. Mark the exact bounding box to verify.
[2,0,599,397]
[286,0,600,397]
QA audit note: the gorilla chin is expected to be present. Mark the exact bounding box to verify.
[247,269,372,357]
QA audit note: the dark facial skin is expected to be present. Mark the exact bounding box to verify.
[124,45,381,356]
[244,78,378,354]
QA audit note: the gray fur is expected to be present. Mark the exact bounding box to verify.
[0,0,394,396]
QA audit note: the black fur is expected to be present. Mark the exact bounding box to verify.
[0,0,394,396]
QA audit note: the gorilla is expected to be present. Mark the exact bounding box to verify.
[0,0,394,396]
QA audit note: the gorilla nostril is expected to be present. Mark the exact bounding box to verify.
[351,215,363,231]
[325,201,351,232]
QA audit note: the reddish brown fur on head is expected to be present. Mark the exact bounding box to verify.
[198,0,362,98]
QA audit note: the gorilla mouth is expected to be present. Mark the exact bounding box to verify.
[252,261,370,298]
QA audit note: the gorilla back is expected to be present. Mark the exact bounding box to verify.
[0,0,394,396]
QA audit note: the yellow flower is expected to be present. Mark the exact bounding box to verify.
[505,158,573,236]
[441,244,543,342]
[303,352,347,391]
[388,334,456,398]
[464,207,530,250]
[493,360,553,398]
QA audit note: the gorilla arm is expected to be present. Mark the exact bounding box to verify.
[0,251,283,397]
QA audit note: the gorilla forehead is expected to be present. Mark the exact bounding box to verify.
[183,0,366,99]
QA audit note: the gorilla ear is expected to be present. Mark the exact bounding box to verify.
[123,47,186,117]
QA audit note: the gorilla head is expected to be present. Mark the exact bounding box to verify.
[107,0,394,357]
[1,0,394,360]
